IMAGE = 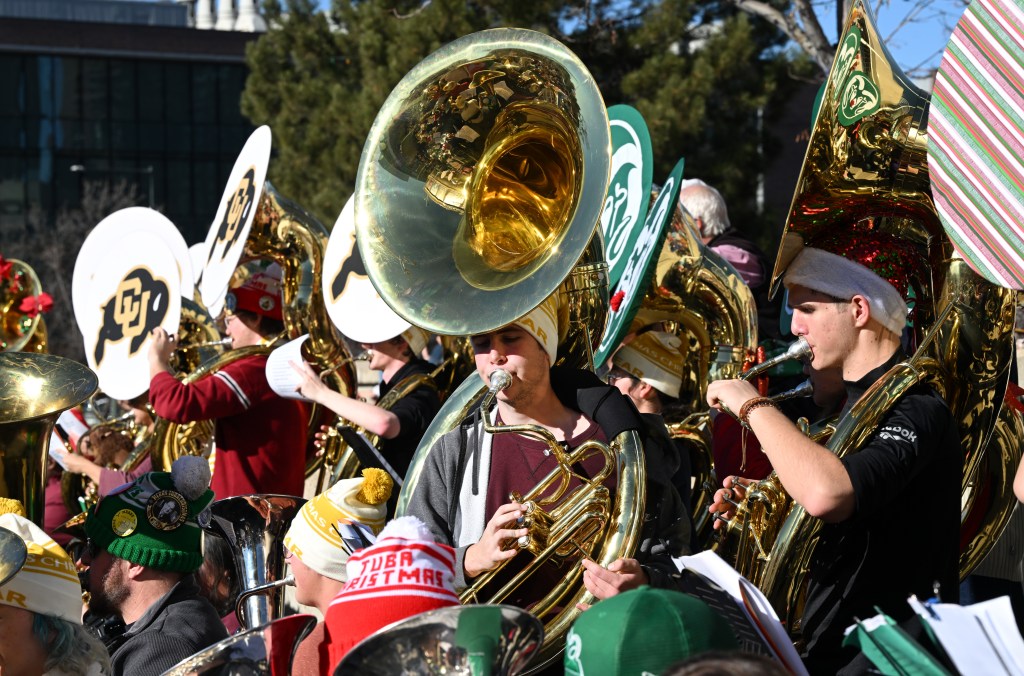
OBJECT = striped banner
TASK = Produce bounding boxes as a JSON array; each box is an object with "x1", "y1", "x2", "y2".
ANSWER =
[{"x1": 929, "y1": 0, "x2": 1024, "y2": 289}]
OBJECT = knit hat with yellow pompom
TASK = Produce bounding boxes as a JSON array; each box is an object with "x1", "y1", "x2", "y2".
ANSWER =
[
  {"x1": 0, "y1": 500, "x2": 83, "y2": 625},
  {"x1": 283, "y1": 468, "x2": 393, "y2": 583}
]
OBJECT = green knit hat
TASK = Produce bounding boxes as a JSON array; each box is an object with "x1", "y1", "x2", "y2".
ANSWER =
[
  {"x1": 564, "y1": 587, "x2": 739, "y2": 676},
  {"x1": 84, "y1": 456, "x2": 214, "y2": 573}
]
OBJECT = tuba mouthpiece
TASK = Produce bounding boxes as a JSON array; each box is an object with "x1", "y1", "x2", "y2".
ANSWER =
[{"x1": 489, "y1": 369, "x2": 512, "y2": 392}]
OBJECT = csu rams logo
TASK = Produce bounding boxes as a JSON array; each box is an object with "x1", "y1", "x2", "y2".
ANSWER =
[
  {"x1": 331, "y1": 231, "x2": 368, "y2": 302},
  {"x1": 208, "y1": 165, "x2": 257, "y2": 265},
  {"x1": 94, "y1": 267, "x2": 170, "y2": 366}
]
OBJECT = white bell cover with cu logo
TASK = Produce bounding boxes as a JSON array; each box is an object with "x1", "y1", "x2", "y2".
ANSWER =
[
  {"x1": 322, "y1": 194, "x2": 412, "y2": 344},
  {"x1": 199, "y1": 125, "x2": 272, "y2": 313},
  {"x1": 72, "y1": 207, "x2": 193, "y2": 327},
  {"x1": 82, "y1": 230, "x2": 182, "y2": 401}
]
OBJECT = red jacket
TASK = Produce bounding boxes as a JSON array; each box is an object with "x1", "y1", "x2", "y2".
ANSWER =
[{"x1": 150, "y1": 354, "x2": 307, "y2": 499}]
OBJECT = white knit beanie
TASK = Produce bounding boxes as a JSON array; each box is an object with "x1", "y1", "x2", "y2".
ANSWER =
[
  {"x1": 613, "y1": 330, "x2": 687, "y2": 398},
  {"x1": 784, "y1": 246, "x2": 909, "y2": 335},
  {"x1": 0, "y1": 507, "x2": 83, "y2": 624},
  {"x1": 283, "y1": 468, "x2": 393, "y2": 583},
  {"x1": 511, "y1": 295, "x2": 560, "y2": 365}
]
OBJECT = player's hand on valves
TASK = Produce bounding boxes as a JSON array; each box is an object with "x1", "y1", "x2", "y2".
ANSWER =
[
  {"x1": 464, "y1": 502, "x2": 528, "y2": 579},
  {"x1": 709, "y1": 475, "x2": 750, "y2": 530},
  {"x1": 149, "y1": 327, "x2": 176, "y2": 366}
]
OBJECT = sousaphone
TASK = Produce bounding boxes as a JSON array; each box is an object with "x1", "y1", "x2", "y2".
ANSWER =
[{"x1": 357, "y1": 29, "x2": 641, "y2": 667}]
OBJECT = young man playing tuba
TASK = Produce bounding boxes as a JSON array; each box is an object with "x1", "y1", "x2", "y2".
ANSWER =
[
  {"x1": 404, "y1": 296, "x2": 689, "y2": 600},
  {"x1": 707, "y1": 231, "x2": 961, "y2": 673}
]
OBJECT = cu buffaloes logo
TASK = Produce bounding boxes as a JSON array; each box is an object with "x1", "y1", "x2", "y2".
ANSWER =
[
  {"x1": 94, "y1": 268, "x2": 170, "y2": 366},
  {"x1": 208, "y1": 166, "x2": 257, "y2": 265},
  {"x1": 330, "y1": 231, "x2": 368, "y2": 301}
]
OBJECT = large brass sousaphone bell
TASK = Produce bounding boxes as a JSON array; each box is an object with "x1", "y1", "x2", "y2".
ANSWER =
[{"x1": 355, "y1": 28, "x2": 610, "y2": 337}]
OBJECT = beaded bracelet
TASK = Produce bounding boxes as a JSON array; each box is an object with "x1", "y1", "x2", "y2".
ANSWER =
[{"x1": 738, "y1": 396, "x2": 775, "y2": 427}]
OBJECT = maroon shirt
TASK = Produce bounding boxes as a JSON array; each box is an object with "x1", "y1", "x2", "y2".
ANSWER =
[
  {"x1": 484, "y1": 417, "x2": 611, "y2": 521},
  {"x1": 149, "y1": 354, "x2": 307, "y2": 499}
]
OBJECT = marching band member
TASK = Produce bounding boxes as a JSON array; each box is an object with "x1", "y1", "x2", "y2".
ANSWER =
[
  {"x1": 282, "y1": 469, "x2": 392, "y2": 676},
  {"x1": 403, "y1": 297, "x2": 689, "y2": 599},
  {"x1": 148, "y1": 268, "x2": 308, "y2": 498},
  {"x1": 77, "y1": 457, "x2": 227, "y2": 676},
  {"x1": 0, "y1": 500, "x2": 111, "y2": 676},
  {"x1": 64, "y1": 394, "x2": 156, "y2": 496},
  {"x1": 707, "y1": 231, "x2": 961, "y2": 673},
  {"x1": 291, "y1": 325, "x2": 440, "y2": 484},
  {"x1": 606, "y1": 329, "x2": 693, "y2": 550}
]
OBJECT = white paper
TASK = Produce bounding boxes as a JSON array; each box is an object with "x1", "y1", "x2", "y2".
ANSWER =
[
  {"x1": 48, "y1": 431, "x2": 70, "y2": 469},
  {"x1": 909, "y1": 595, "x2": 1024, "y2": 676},
  {"x1": 265, "y1": 335, "x2": 312, "y2": 401}
]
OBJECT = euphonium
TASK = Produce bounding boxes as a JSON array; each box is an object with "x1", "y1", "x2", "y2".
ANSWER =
[
  {"x1": 358, "y1": 29, "x2": 641, "y2": 667},
  {"x1": 721, "y1": 0, "x2": 1019, "y2": 633},
  {"x1": 0, "y1": 352, "x2": 98, "y2": 526}
]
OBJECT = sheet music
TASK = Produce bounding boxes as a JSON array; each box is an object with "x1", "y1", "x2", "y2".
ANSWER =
[
  {"x1": 909, "y1": 595, "x2": 1024, "y2": 676},
  {"x1": 48, "y1": 430, "x2": 70, "y2": 469},
  {"x1": 677, "y1": 551, "x2": 809, "y2": 675},
  {"x1": 265, "y1": 334, "x2": 311, "y2": 401}
]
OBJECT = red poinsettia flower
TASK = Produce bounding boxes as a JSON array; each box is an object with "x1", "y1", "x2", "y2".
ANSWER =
[
  {"x1": 18, "y1": 292, "x2": 54, "y2": 317},
  {"x1": 0, "y1": 256, "x2": 12, "y2": 280}
]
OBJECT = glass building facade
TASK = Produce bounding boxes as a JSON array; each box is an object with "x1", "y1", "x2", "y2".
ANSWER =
[{"x1": 0, "y1": 52, "x2": 253, "y2": 243}]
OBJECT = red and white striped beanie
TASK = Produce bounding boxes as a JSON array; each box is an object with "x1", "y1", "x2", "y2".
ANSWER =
[{"x1": 324, "y1": 516, "x2": 460, "y2": 668}]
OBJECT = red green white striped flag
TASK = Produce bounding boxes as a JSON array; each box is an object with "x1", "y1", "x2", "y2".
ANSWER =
[{"x1": 929, "y1": 0, "x2": 1024, "y2": 289}]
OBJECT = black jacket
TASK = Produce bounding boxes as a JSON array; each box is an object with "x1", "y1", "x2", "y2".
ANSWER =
[{"x1": 106, "y1": 575, "x2": 229, "y2": 676}]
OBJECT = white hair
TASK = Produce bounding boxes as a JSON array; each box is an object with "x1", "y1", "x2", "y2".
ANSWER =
[{"x1": 678, "y1": 179, "x2": 730, "y2": 238}]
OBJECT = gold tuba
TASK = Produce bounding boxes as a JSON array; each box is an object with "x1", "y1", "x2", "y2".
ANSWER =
[
  {"x1": 719, "y1": 0, "x2": 1019, "y2": 633},
  {"x1": 358, "y1": 29, "x2": 643, "y2": 667},
  {"x1": 0, "y1": 352, "x2": 98, "y2": 525}
]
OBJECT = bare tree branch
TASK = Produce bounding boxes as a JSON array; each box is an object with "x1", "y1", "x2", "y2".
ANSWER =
[{"x1": 728, "y1": 0, "x2": 834, "y2": 74}]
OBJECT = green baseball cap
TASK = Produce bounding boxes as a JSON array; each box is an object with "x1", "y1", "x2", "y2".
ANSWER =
[{"x1": 564, "y1": 587, "x2": 739, "y2": 676}]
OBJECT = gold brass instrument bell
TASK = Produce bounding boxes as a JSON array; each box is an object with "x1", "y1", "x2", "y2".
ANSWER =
[
  {"x1": 359, "y1": 29, "x2": 645, "y2": 667},
  {"x1": 0, "y1": 259, "x2": 49, "y2": 354},
  {"x1": 0, "y1": 352, "x2": 98, "y2": 525}
]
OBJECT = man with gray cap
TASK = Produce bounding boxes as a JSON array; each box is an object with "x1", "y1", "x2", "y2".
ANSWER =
[{"x1": 707, "y1": 230, "x2": 961, "y2": 673}]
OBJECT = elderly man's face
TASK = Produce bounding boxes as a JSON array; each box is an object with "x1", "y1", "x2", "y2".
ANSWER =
[
  {"x1": 0, "y1": 603, "x2": 49, "y2": 676},
  {"x1": 471, "y1": 326, "x2": 551, "y2": 409}
]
